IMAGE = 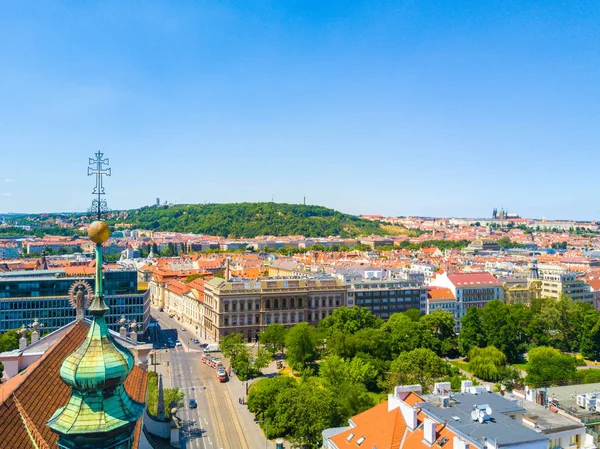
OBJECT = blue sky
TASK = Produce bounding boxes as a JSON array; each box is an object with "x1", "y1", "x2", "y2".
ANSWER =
[{"x1": 0, "y1": 1, "x2": 599, "y2": 219}]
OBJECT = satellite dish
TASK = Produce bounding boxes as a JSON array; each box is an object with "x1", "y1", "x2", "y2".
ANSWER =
[
  {"x1": 478, "y1": 416, "x2": 484, "y2": 424},
  {"x1": 471, "y1": 410, "x2": 478, "y2": 421},
  {"x1": 478, "y1": 410, "x2": 485, "y2": 419},
  {"x1": 486, "y1": 406, "x2": 492, "y2": 416}
]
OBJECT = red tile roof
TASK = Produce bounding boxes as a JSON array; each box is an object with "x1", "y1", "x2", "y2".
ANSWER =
[
  {"x1": 332, "y1": 401, "x2": 407, "y2": 449},
  {"x1": 428, "y1": 287, "x2": 456, "y2": 301},
  {"x1": 448, "y1": 272, "x2": 501, "y2": 287}
]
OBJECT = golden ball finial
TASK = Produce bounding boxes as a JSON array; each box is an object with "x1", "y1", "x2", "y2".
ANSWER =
[{"x1": 88, "y1": 221, "x2": 110, "y2": 244}]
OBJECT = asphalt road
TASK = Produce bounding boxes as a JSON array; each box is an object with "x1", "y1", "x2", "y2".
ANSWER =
[{"x1": 152, "y1": 311, "x2": 250, "y2": 449}]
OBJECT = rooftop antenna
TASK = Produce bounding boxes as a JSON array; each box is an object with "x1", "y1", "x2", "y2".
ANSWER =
[
  {"x1": 87, "y1": 151, "x2": 111, "y2": 220},
  {"x1": 304, "y1": 195, "x2": 306, "y2": 206}
]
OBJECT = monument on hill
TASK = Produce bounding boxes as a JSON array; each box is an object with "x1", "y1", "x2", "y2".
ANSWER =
[{"x1": 47, "y1": 153, "x2": 144, "y2": 449}]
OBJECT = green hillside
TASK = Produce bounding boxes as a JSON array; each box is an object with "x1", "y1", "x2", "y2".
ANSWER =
[{"x1": 116, "y1": 203, "x2": 389, "y2": 238}]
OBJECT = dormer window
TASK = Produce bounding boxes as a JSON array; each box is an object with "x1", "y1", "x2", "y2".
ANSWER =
[
  {"x1": 346, "y1": 433, "x2": 355, "y2": 442},
  {"x1": 357, "y1": 436, "x2": 366, "y2": 446}
]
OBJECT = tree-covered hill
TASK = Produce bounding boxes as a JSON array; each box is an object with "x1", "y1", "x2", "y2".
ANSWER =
[{"x1": 116, "y1": 203, "x2": 390, "y2": 238}]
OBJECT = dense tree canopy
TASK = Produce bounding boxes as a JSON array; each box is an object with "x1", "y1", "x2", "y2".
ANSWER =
[
  {"x1": 389, "y1": 348, "x2": 453, "y2": 393},
  {"x1": 259, "y1": 324, "x2": 288, "y2": 356},
  {"x1": 285, "y1": 323, "x2": 319, "y2": 370},
  {"x1": 526, "y1": 347, "x2": 577, "y2": 386},
  {"x1": 114, "y1": 203, "x2": 389, "y2": 238}
]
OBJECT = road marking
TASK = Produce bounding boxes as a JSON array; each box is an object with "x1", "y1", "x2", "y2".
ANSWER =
[{"x1": 204, "y1": 418, "x2": 208, "y2": 425}]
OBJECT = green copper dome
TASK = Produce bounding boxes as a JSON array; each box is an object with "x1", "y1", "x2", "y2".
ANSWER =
[
  {"x1": 48, "y1": 234, "x2": 143, "y2": 449},
  {"x1": 59, "y1": 313, "x2": 133, "y2": 390}
]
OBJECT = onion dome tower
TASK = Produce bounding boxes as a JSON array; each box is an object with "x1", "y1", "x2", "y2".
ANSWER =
[
  {"x1": 47, "y1": 221, "x2": 144, "y2": 448},
  {"x1": 48, "y1": 153, "x2": 143, "y2": 449}
]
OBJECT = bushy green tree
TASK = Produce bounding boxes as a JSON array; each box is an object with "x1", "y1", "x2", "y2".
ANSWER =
[
  {"x1": 247, "y1": 376, "x2": 296, "y2": 418},
  {"x1": 526, "y1": 347, "x2": 577, "y2": 386},
  {"x1": 468, "y1": 346, "x2": 512, "y2": 381},
  {"x1": 580, "y1": 315, "x2": 600, "y2": 361},
  {"x1": 420, "y1": 310, "x2": 456, "y2": 356},
  {"x1": 459, "y1": 307, "x2": 486, "y2": 356},
  {"x1": 389, "y1": 348, "x2": 451, "y2": 393},
  {"x1": 318, "y1": 307, "x2": 381, "y2": 335},
  {"x1": 285, "y1": 323, "x2": 318, "y2": 370},
  {"x1": 383, "y1": 313, "x2": 435, "y2": 357},
  {"x1": 255, "y1": 377, "x2": 343, "y2": 447},
  {"x1": 259, "y1": 324, "x2": 288, "y2": 356},
  {"x1": 480, "y1": 300, "x2": 522, "y2": 362}
]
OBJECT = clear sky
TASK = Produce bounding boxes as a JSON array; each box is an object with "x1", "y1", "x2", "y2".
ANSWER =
[{"x1": 1, "y1": 1, "x2": 599, "y2": 220}]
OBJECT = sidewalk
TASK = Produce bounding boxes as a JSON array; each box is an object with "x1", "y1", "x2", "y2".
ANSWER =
[{"x1": 224, "y1": 361, "x2": 279, "y2": 449}]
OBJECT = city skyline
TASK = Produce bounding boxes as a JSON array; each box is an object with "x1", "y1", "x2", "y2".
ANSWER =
[{"x1": 1, "y1": 2, "x2": 599, "y2": 218}]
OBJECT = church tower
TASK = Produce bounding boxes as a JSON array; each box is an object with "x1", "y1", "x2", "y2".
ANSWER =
[{"x1": 47, "y1": 153, "x2": 143, "y2": 448}]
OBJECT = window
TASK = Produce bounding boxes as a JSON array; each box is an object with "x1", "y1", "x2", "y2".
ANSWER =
[
  {"x1": 266, "y1": 299, "x2": 271, "y2": 309},
  {"x1": 232, "y1": 302, "x2": 237, "y2": 312},
  {"x1": 290, "y1": 298, "x2": 295, "y2": 308},
  {"x1": 224, "y1": 318, "x2": 229, "y2": 326},
  {"x1": 298, "y1": 298, "x2": 302, "y2": 308},
  {"x1": 356, "y1": 436, "x2": 366, "y2": 446},
  {"x1": 240, "y1": 302, "x2": 245, "y2": 311},
  {"x1": 274, "y1": 299, "x2": 279, "y2": 309}
]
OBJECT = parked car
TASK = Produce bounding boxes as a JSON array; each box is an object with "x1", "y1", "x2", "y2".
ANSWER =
[
  {"x1": 181, "y1": 327, "x2": 186, "y2": 331},
  {"x1": 189, "y1": 399, "x2": 197, "y2": 409},
  {"x1": 193, "y1": 338, "x2": 200, "y2": 344},
  {"x1": 204, "y1": 343, "x2": 219, "y2": 353},
  {"x1": 158, "y1": 308, "x2": 164, "y2": 312},
  {"x1": 175, "y1": 340, "x2": 182, "y2": 347}
]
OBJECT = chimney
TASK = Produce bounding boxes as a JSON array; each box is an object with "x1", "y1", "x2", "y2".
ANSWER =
[
  {"x1": 424, "y1": 418, "x2": 437, "y2": 445},
  {"x1": 225, "y1": 257, "x2": 231, "y2": 281}
]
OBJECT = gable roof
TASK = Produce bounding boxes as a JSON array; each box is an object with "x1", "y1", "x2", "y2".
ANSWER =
[
  {"x1": 332, "y1": 401, "x2": 407, "y2": 449},
  {"x1": 0, "y1": 320, "x2": 147, "y2": 449}
]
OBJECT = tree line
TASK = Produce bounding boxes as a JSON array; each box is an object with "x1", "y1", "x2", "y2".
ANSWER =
[{"x1": 112, "y1": 202, "x2": 389, "y2": 238}]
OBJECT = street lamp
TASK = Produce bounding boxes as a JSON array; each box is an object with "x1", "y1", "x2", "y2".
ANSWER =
[{"x1": 255, "y1": 418, "x2": 269, "y2": 449}]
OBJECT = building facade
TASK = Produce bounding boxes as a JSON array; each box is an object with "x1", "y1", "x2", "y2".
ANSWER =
[
  {"x1": 540, "y1": 272, "x2": 594, "y2": 304},
  {"x1": 346, "y1": 277, "x2": 427, "y2": 319},
  {"x1": 202, "y1": 276, "x2": 346, "y2": 342},
  {"x1": 0, "y1": 269, "x2": 149, "y2": 335},
  {"x1": 430, "y1": 272, "x2": 503, "y2": 328}
]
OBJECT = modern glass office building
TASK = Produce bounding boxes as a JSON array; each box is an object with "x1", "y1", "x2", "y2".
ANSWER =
[{"x1": 0, "y1": 269, "x2": 150, "y2": 335}]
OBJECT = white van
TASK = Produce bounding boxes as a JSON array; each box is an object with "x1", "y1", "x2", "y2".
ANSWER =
[{"x1": 204, "y1": 343, "x2": 220, "y2": 353}]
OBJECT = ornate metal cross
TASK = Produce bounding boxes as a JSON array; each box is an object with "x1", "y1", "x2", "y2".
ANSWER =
[{"x1": 87, "y1": 151, "x2": 111, "y2": 220}]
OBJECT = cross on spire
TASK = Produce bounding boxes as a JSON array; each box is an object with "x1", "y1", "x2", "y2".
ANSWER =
[{"x1": 87, "y1": 151, "x2": 111, "y2": 220}]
